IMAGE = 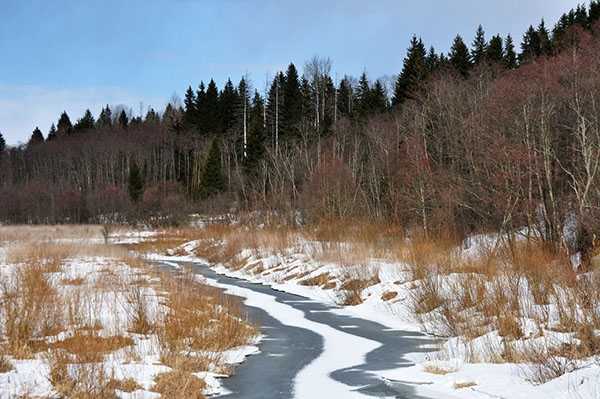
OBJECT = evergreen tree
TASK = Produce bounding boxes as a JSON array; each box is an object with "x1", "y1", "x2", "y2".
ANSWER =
[
  {"x1": 425, "y1": 46, "x2": 440, "y2": 73},
  {"x1": 96, "y1": 106, "x2": 112, "y2": 129},
  {"x1": 449, "y1": 35, "x2": 472, "y2": 77},
  {"x1": 356, "y1": 72, "x2": 372, "y2": 117},
  {"x1": 244, "y1": 91, "x2": 267, "y2": 177},
  {"x1": 118, "y1": 110, "x2": 129, "y2": 129},
  {"x1": 574, "y1": 4, "x2": 589, "y2": 26},
  {"x1": 199, "y1": 139, "x2": 225, "y2": 199},
  {"x1": 266, "y1": 72, "x2": 286, "y2": 148},
  {"x1": 145, "y1": 108, "x2": 160, "y2": 125},
  {"x1": 195, "y1": 82, "x2": 207, "y2": 132},
  {"x1": 47, "y1": 124, "x2": 57, "y2": 141},
  {"x1": 337, "y1": 76, "x2": 353, "y2": 118},
  {"x1": 589, "y1": 0, "x2": 600, "y2": 25},
  {"x1": 504, "y1": 35, "x2": 518, "y2": 69},
  {"x1": 538, "y1": 19, "x2": 552, "y2": 55},
  {"x1": 74, "y1": 109, "x2": 95, "y2": 132},
  {"x1": 520, "y1": 25, "x2": 541, "y2": 62},
  {"x1": 371, "y1": 80, "x2": 388, "y2": 114},
  {"x1": 57, "y1": 112, "x2": 73, "y2": 136},
  {"x1": 282, "y1": 63, "x2": 302, "y2": 138},
  {"x1": 183, "y1": 86, "x2": 197, "y2": 129},
  {"x1": 486, "y1": 35, "x2": 504, "y2": 64},
  {"x1": 220, "y1": 78, "x2": 239, "y2": 133},
  {"x1": 392, "y1": 35, "x2": 427, "y2": 106},
  {"x1": 0, "y1": 132, "x2": 5, "y2": 153},
  {"x1": 28, "y1": 127, "x2": 44, "y2": 146},
  {"x1": 471, "y1": 25, "x2": 487, "y2": 65},
  {"x1": 203, "y1": 79, "x2": 221, "y2": 134},
  {"x1": 128, "y1": 160, "x2": 144, "y2": 203}
]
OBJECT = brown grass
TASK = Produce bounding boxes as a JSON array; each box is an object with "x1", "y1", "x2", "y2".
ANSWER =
[
  {"x1": 453, "y1": 381, "x2": 477, "y2": 389},
  {"x1": 50, "y1": 332, "x2": 133, "y2": 363},
  {"x1": 152, "y1": 370, "x2": 206, "y2": 399}
]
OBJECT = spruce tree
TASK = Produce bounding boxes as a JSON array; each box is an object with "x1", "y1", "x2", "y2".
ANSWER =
[
  {"x1": 266, "y1": 72, "x2": 286, "y2": 148},
  {"x1": 74, "y1": 109, "x2": 95, "y2": 132},
  {"x1": 537, "y1": 20, "x2": 552, "y2": 56},
  {"x1": 128, "y1": 160, "x2": 144, "y2": 203},
  {"x1": 371, "y1": 80, "x2": 388, "y2": 114},
  {"x1": 118, "y1": 110, "x2": 129, "y2": 129},
  {"x1": 471, "y1": 25, "x2": 487, "y2": 65},
  {"x1": 183, "y1": 86, "x2": 197, "y2": 129},
  {"x1": 28, "y1": 127, "x2": 44, "y2": 146},
  {"x1": 0, "y1": 132, "x2": 5, "y2": 153},
  {"x1": 449, "y1": 35, "x2": 472, "y2": 78},
  {"x1": 425, "y1": 46, "x2": 440, "y2": 73},
  {"x1": 145, "y1": 108, "x2": 160, "y2": 125},
  {"x1": 195, "y1": 82, "x2": 207, "y2": 132},
  {"x1": 337, "y1": 76, "x2": 353, "y2": 118},
  {"x1": 486, "y1": 35, "x2": 504, "y2": 64},
  {"x1": 392, "y1": 35, "x2": 427, "y2": 107},
  {"x1": 47, "y1": 124, "x2": 57, "y2": 141},
  {"x1": 57, "y1": 111, "x2": 73, "y2": 136},
  {"x1": 520, "y1": 25, "x2": 541, "y2": 62},
  {"x1": 356, "y1": 72, "x2": 372, "y2": 117},
  {"x1": 282, "y1": 63, "x2": 302, "y2": 138},
  {"x1": 590, "y1": 0, "x2": 600, "y2": 25},
  {"x1": 244, "y1": 91, "x2": 267, "y2": 177},
  {"x1": 504, "y1": 35, "x2": 518, "y2": 69},
  {"x1": 203, "y1": 79, "x2": 221, "y2": 134},
  {"x1": 199, "y1": 139, "x2": 225, "y2": 199},
  {"x1": 220, "y1": 78, "x2": 239, "y2": 133},
  {"x1": 96, "y1": 106, "x2": 113, "y2": 129}
]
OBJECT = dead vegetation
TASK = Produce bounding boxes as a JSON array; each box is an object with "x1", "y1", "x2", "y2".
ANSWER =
[{"x1": 0, "y1": 228, "x2": 259, "y2": 397}]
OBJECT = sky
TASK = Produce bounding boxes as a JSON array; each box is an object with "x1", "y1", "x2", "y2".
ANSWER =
[{"x1": 0, "y1": 0, "x2": 583, "y2": 145}]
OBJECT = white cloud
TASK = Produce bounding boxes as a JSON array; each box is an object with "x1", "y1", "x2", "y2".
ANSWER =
[{"x1": 0, "y1": 85, "x2": 163, "y2": 145}]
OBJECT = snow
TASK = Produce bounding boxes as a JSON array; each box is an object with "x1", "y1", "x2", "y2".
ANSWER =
[{"x1": 156, "y1": 231, "x2": 600, "y2": 399}]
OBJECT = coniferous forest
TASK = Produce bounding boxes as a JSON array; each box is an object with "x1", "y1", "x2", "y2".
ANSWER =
[{"x1": 3, "y1": 2, "x2": 600, "y2": 258}]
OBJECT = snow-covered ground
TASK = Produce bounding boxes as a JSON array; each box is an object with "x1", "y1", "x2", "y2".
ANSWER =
[
  {"x1": 149, "y1": 234, "x2": 600, "y2": 399},
  {"x1": 0, "y1": 231, "x2": 259, "y2": 398}
]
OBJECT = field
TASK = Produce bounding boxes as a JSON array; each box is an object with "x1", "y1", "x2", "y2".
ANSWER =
[{"x1": 0, "y1": 225, "x2": 258, "y2": 398}]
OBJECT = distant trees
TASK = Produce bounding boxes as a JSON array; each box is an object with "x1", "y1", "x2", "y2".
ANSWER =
[{"x1": 5, "y1": 0, "x2": 600, "y2": 261}]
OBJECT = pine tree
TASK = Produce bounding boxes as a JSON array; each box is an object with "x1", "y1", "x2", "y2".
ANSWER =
[
  {"x1": 356, "y1": 72, "x2": 372, "y2": 117},
  {"x1": 266, "y1": 72, "x2": 286, "y2": 150},
  {"x1": 520, "y1": 25, "x2": 541, "y2": 62},
  {"x1": 244, "y1": 91, "x2": 267, "y2": 177},
  {"x1": 574, "y1": 4, "x2": 589, "y2": 27},
  {"x1": 220, "y1": 78, "x2": 239, "y2": 133},
  {"x1": 0, "y1": 132, "x2": 5, "y2": 153},
  {"x1": 392, "y1": 35, "x2": 427, "y2": 106},
  {"x1": 282, "y1": 63, "x2": 302, "y2": 138},
  {"x1": 74, "y1": 109, "x2": 95, "y2": 132},
  {"x1": 203, "y1": 79, "x2": 221, "y2": 134},
  {"x1": 128, "y1": 160, "x2": 144, "y2": 203},
  {"x1": 195, "y1": 82, "x2": 207, "y2": 132},
  {"x1": 96, "y1": 106, "x2": 112, "y2": 129},
  {"x1": 538, "y1": 19, "x2": 552, "y2": 56},
  {"x1": 183, "y1": 86, "x2": 197, "y2": 129},
  {"x1": 57, "y1": 112, "x2": 73, "y2": 136},
  {"x1": 337, "y1": 76, "x2": 353, "y2": 118},
  {"x1": 486, "y1": 35, "x2": 504, "y2": 64},
  {"x1": 425, "y1": 46, "x2": 440, "y2": 73},
  {"x1": 471, "y1": 25, "x2": 487, "y2": 65},
  {"x1": 118, "y1": 110, "x2": 129, "y2": 129},
  {"x1": 199, "y1": 139, "x2": 225, "y2": 199},
  {"x1": 28, "y1": 127, "x2": 44, "y2": 147},
  {"x1": 504, "y1": 35, "x2": 518, "y2": 69},
  {"x1": 47, "y1": 124, "x2": 57, "y2": 141},
  {"x1": 145, "y1": 108, "x2": 160, "y2": 125},
  {"x1": 237, "y1": 77, "x2": 250, "y2": 157},
  {"x1": 371, "y1": 80, "x2": 388, "y2": 114},
  {"x1": 449, "y1": 35, "x2": 472, "y2": 78}
]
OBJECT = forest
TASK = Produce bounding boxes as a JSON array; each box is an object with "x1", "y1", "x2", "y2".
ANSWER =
[{"x1": 2, "y1": 2, "x2": 600, "y2": 261}]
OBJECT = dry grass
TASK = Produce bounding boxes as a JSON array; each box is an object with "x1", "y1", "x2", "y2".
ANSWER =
[
  {"x1": 453, "y1": 381, "x2": 477, "y2": 389},
  {"x1": 152, "y1": 370, "x2": 206, "y2": 399},
  {"x1": 423, "y1": 362, "x2": 459, "y2": 375},
  {"x1": 50, "y1": 332, "x2": 133, "y2": 363}
]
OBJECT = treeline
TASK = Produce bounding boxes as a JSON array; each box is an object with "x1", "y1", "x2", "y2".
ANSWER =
[{"x1": 2, "y1": 2, "x2": 600, "y2": 258}]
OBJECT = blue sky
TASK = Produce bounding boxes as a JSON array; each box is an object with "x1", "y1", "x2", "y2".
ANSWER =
[{"x1": 0, "y1": 0, "x2": 582, "y2": 144}]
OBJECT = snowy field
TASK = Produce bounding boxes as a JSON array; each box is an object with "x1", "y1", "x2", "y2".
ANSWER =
[
  {"x1": 148, "y1": 228, "x2": 600, "y2": 399},
  {"x1": 0, "y1": 227, "x2": 258, "y2": 398}
]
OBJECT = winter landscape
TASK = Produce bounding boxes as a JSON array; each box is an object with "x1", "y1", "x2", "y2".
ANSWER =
[{"x1": 2, "y1": 0, "x2": 600, "y2": 398}]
